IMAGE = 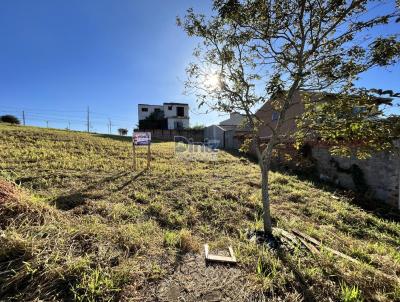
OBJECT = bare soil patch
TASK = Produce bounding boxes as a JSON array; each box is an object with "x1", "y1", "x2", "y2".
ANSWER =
[{"x1": 157, "y1": 253, "x2": 256, "y2": 302}]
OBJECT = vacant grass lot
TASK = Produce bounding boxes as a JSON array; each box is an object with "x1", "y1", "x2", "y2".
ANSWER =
[{"x1": 0, "y1": 123, "x2": 399, "y2": 301}]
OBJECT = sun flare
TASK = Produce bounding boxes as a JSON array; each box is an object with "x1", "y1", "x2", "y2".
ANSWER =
[{"x1": 204, "y1": 73, "x2": 221, "y2": 90}]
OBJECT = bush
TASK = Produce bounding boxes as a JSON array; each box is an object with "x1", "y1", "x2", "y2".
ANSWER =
[
  {"x1": 117, "y1": 128, "x2": 128, "y2": 136},
  {"x1": 0, "y1": 115, "x2": 20, "y2": 125}
]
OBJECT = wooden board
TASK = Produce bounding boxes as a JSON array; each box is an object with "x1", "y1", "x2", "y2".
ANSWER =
[{"x1": 204, "y1": 244, "x2": 237, "y2": 264}]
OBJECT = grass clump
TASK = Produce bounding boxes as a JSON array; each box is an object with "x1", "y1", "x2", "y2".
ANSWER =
[
  {"x1": 72, "y1": 267, "x2": 120, "y2": 302},
  {"x1": 164, "y1": 229, "x2": 200, "y2": 253},
  {"x1": 340, "y1": 282, "x2": 364, "y2": 302}
]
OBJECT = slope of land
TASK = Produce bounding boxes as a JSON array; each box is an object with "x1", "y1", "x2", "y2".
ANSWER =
[{"x1": 0, "y1": 124, "x2": 399, "y2": 301}]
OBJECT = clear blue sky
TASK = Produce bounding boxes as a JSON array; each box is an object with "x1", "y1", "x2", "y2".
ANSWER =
[{"x1": 0, "y1": 0, "x2": 399, "y2": 134}]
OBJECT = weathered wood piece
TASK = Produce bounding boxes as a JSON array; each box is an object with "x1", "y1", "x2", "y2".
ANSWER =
[
  {"x1": 204, "y1": 244, "x2": 237, "y2": 264},
  {"x1": 292, "y1": 229, "x2": 399, "y2": 282},
  {"x1": 293, "y1": 229, "x2": 356, "y2": 263}
]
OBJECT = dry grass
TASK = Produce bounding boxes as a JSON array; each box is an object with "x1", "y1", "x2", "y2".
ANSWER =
[{"x1": 0, "y1": 123, "x2": 399, "y2": 301}]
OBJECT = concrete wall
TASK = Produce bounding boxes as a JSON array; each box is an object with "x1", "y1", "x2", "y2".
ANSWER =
[
  {"x1": 311, "y1": 146, "x2": 399, "y2": 208},
  {"x1": 135, "y1": 128, "x2": 204, "y2": 142}
]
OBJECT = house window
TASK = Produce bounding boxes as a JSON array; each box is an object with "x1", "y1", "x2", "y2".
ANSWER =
[
  {"x1": 272, "y1": 111, "x2": 279, "y2": 121},
  {"x1": 176, "y1": 106, "x2": 185, "y2": 117},
  {"x1": 141, "y1": 107, "x2": 148, "y2": 112},
  {"x1": 154, "y1": 108, "x2": 161, "y2": 112},
  {"x1": 168, "y1": 106, "x2": 173, "y2": 110}
]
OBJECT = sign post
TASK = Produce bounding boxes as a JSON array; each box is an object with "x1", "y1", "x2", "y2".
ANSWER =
[
  {"x1": 132, "y1": 132, "x2": 151, "y2": 171},
  {"x1": 132, "y1": 138, "x2": 136, "y2": 171}
]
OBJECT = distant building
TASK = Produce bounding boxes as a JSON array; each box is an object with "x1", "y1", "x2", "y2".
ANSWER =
[
  {"x1": 204, "y1": 112, "x2": 250, "y2": 149},
  {"x1": 218, "y1": 112, "x2": 246, "y2": 130},
  {"x1": 138, "y1": 102, "x2": 189, "y2": 130}
]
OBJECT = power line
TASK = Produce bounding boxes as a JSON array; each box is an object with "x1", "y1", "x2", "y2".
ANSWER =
[
  {"x1": 0, "y1": 106, "x2": 136, "y2": 134},
  {"x1": 0, "y1": 107, "x2": 135, "y2": 124}
]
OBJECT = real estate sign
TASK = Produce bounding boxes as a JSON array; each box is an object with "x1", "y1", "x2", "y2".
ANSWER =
[{"x1": 133, "y1": 132, "x2": 151, "y2": 146}]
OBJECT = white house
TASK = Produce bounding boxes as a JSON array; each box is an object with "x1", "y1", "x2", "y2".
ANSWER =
[{"x1": 138, "y1": 102, "x2": 189, "y2": 130}]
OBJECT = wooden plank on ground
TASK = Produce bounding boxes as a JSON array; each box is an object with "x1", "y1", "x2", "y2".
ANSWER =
[{"x1": 204, "y1": 244, "x2": 237, "y2": 264}]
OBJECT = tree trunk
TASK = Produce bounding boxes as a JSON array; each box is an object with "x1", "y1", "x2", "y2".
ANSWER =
[{"x1": 261, "y1": 163, "x2": 273, "y2": 235}]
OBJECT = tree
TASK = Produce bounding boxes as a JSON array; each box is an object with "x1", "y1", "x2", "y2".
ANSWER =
[
  {"x1": 189, "y1": 124, "x2": 205, "y2": 130},
  {"x1": 0, "y1": 115, "x2": 20, "y2": 125},
  {"x1": 118, "y1": 128, "x2": 128, "y2": 136},
  {"x1": 138, "y1": 111, "x2": 167, "y2": 130},
  {"x1": 178, "y1": 0, "x2": 400, "y2": 235}
]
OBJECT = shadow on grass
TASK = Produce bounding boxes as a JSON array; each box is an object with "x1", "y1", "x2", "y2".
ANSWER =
[
  {"x1": 94, "y1": 133, "x2": 132, "y2": 142},
  {"x1": 275, "y1": 247, "x2": 317, "y2": 302},
  {"x1": 51, "y1": 170, "x2": 145, "y2": 210}
]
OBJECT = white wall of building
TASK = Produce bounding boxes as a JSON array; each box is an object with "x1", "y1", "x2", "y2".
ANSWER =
[
  {"x1": 138, "y1": 104, "x2": 163, "y2": 120},
  {"x1": 163, "y1": 103, "x2": 189, "y2": 118},
  {"x1": 167, "y1": 118, "x2": 189, "y2": 130}
]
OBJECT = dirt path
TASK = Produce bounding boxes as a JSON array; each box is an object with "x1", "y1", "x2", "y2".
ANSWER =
[{"x1": 156, "y1": 254, "x2": 259, "y2": 302}]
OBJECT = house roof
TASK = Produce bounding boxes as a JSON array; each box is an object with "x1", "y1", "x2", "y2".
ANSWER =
[
  {"x1": 163, "y1": 102, "x2": 189, "y2": 106},
  {"x1": 219, "y1": 113, "x2": 246, "y2": 127}
]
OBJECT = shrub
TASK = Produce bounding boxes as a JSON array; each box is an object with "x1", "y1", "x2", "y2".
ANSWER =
[{"x1": 0, "y1": 115, "x2": 20, "y2": 124}]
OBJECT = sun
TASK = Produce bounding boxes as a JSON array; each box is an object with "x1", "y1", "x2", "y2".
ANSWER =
[{"x1": 204, "y1": 73, "x2": 221, "y2": 90}]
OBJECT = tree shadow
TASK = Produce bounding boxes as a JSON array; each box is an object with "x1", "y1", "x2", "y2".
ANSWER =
[
  {"x1": 274, "y1": 246, "x2": 317, "y2": 302},
  {"x1": 52, "y1": 192, "x2": 93, "y2": 210},
  {"x1": 51, "y1": 170, "x2": 144, "y2": 210},
  {"x1": 251, "y1": 232, "x2": 317, "y2": 302},
  {"x1": 111, "y1": 170, "x2": 146, "y2": 192}
]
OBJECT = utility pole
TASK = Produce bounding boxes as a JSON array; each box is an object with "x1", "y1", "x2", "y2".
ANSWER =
[
  {"x1": 22, "y1": 111, "x2": 26, "y2": 126},
  {"x1": 108, "y1": 119, "x2": 112, "y2": 134},
  {"x1": 87, "y1": 106, "x2": 90, "y2": 133},
  {"x1": 46, "y1": 121, "x2": 49, "y2": 128},
  {"x1": 68, "y1": 121, "x2": 71, "y2": 130}
]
